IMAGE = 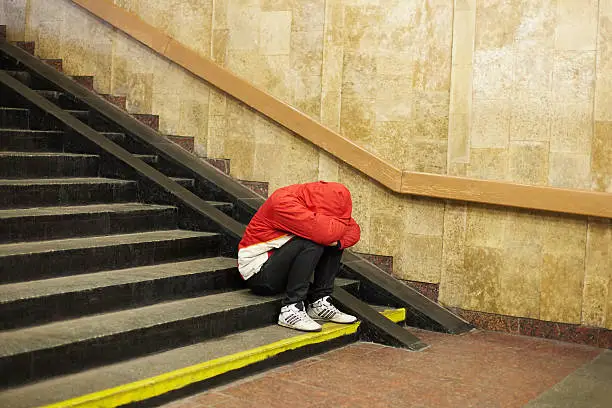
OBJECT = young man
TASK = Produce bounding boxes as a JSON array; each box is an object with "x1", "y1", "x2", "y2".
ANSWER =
[{"x1": 238, "y1": 181, "x2": 361, "y2": 332}]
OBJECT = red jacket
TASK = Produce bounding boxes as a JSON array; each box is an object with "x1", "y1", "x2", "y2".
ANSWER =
[{"x1": 237, "y1": 181, "x2": 361, "y2": 279}]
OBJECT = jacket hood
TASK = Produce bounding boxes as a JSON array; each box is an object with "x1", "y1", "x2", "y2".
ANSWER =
[{"x1": 295, "y1": 181, "x2": 352, "y2": 220}]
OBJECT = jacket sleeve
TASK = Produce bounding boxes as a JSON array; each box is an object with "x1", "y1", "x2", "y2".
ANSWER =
[
  {"x1": 267, "y1": 196, "x2": 347, "y2": 245},
  {"x1": 339, "y1": 218, "x2": 360, "y2": 249}
]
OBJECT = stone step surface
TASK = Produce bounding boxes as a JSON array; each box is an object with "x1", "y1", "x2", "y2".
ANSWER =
[
  {"x1": 0, "y1": 151, "x2": 99, "y2": 178},
  {"x1": 0, "y1": 202, "x2": 178, "y2": 243},
  {"x1": 0, "y1": 303, "x2": 362, "y2": 408},
  {"x1": 0, "y1": 257, "x2": 241, "y2": 330},
  {"x1": 0, "y1": 284, "x2": 362, "y2": 387},
  {"x1": 0, "y1": 129, "x2": 64, "y2": 151},
  {"x1": 0, "y1": 177, "x2": 138, "y2": 208},
  {"x1": 0, "y1": 229, "x2": 221, "y2": 283}
]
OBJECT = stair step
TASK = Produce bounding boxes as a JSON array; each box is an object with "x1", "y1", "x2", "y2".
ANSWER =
[
  {"x1": 0, "y1": 229, "x2": 221, "y2": 283},
  {"x1": 0, "y1": 151, "x2": 99, "y2": 178},
  {"x1": 0, "y1": 177, "x2": 138, "y2": 209},
  {"x1": 0, "y1": 129, "x2": 64, "y2": 152},
  {"x1": 0, "y1": 257, "x2": 240, "y2": 330},
  {"x1": 0, "y1": 279, "x2": 358, "y2": 388},
  {"x1": 133, "y1": 153, "x2": 158, "y2": 164},
  {"x1": 0, "y1": 107, "x2": 28, "y2": 129},
  {"x1": 0, "y1": 202, "x2": 178, "y2": 243},
  {"x1": 0, "y1": 300, "x2": 390, "y2": 408}
]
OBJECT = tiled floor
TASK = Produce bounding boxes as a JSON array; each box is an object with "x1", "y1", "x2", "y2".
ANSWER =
[{"x1": 164, "y1": 329, "x2": 605, "y2": 408}]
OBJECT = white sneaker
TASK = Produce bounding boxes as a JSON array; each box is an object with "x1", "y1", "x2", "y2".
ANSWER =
[
  {"x1": 278, "y1": 302, "x2": 322, "y2": 332},
  {"x1": 307, "y1": 296, "x2": 357, "y2": 324}
]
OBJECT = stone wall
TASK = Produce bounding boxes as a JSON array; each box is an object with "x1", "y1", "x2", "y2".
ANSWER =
[{"x1": 1, "y1": 0, "x2": 611, "y2": 334}]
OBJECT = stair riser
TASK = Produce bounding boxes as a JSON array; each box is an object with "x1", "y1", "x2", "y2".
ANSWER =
[
  {"x1": 0, "y1": 181, "x2": 138, "y2": 209},
  {"x1": 0, "y1": 267, "x2": 243, "y2": 330},
  {"x1": 4, "y1": 70, "x2": 62, "y2": 91},
  {"x1": 1, "y1": 91, "x2": 89, "y2": 111},
  {"x1": 16, "y1": 110, "x2": 124, "y2": 133},
  {"x1": 0, "y1": 299, "x2": 279, "y2": 388},
  {"x1": 0, "y1": 108, "x2": 29, "y2": 129},
  {"x1": 0, "y1": 207, "x2": 178, "y2": 244},
  {"x1": 0, "y1": 234, "x2": 221, "y2": 283},
  {"x1": 0, "y1": 155, "x2": 99, "y2": 178},
  {"x1": 0, "y1": 130, "x2": 64, "y2": 152}
]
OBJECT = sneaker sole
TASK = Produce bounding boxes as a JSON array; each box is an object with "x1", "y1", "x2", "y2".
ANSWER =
[
  {"x1": 310, "y1": 318, "x2": 358, "y2": 324},
  {"x1": 277, "y1": 321, "x2": 322, "y2": 332}
]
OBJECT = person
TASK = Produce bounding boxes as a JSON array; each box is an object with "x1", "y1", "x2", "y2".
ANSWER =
[{"x1": 237, "y1": 181, "x2": 361, "y2": 332}]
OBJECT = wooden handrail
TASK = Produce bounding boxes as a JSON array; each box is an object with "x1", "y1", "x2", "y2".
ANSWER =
[{"x1": 70, "y1": 0, "x2": 612, "y2": 219}]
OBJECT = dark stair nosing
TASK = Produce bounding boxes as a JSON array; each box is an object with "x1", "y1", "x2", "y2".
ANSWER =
[
  {"x1": 0, "y1": 257, "x2": 240, "y2": 329},
  {"x1": 0, "y1": 280, "x2": 358, "y2": 388}
]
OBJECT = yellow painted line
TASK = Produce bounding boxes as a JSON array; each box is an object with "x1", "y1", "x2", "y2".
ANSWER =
[{"x1": 44, "y1": 308, "x2": 406, "y2": 408}]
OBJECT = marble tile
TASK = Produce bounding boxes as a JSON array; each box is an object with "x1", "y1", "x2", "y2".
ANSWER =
[
  {"x1": 465, "y1": 205, "x2": 507, "y2": 249},
  {"x1": 463, "y1": 246, "x2": 503, "y2": 313},
  {"x1": 552, "y1": 51, "x2": 596, "y2": 102},
  {"x1": 555, "y1": 0, "x2": 598, "y2": 51},
  {"x1": 448, "y1": 113, "x2": 470, "y2": 164},
  {"x1": 317, "y1": 151, "x2": 339, "y2": 182},
  {"x1": 343, "y1": 5, "x2": 382, "y2": 51},
  {"x1": 474, "y1": 0, "x2": 523, "y2": 50},
  {"x1": 550, "y1": 102, "x2": 594, "y2": 154},
  {"x1": 227, "y1": 6, "x2": 260, "y2": 51},
  {"x1": 291, "y1": 0, "x2": 325, "y2": 32},
  {"x1": 540, "y1": 253, "x2": 586, "y2": 324},
  {"x1": 259, "y1": 11, "x2": 291, "y2": 55},
  {"x1": 499, "y1": 247, "x2": 542, "y2": 318},
  {"x1": 451, "y1": 9, "x2": 476, "y2": 67},
  {"x1": 395, "y1": 234, "x2": 443, "y2": 284},
  {"x1": 473, "y1": 49, "x2": 514, "y2": 99},
  {"x1": 404, "y1": 197, "x2": 445, "y2": 236},
  {"x1": 582, "y1": 219, "x2": 612, "y2": 327},
  {"x1": 548, "y1": 152, "x2": 592, "y2": 189},
  {"x1": 467, "y1": 148, "x2": 508, "y2": 181},
  {"x1": 260, "y1": 0, "x2": 292, "y2": 11},
  {"x1": 450, "y1": 65, "x2": 473, "y2": 115},
  {"x1": 510, "y1": 95, "x2": 552, "y2": 142},
  {"x1": 471, "y1": 99, "x2": 510, "y2": 148},
  {"x1": 293, "y1": 74, "x2": 322, "y2": 119},
  {"x1": 290, "y1": 30, "x2": 324, "y2": 75},
  {"x1": 508, "y1": 141, "x2": 549, "y2": 186},
  {"x1": 339, "y1": 97, "x2": 376, "y2": 145},
  {"x1": 514, "y1": 49, "x2": 553, "y2": 99},
  {"x1": 438, "y1": 203, "x2": 467, "y2": 307},
  {"x1": 592, "y1": 121, "x2": 612, "y2": 192}
]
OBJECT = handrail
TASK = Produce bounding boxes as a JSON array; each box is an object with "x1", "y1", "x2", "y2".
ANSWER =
[{"x1": 70, "y1": 0, "x2": 612, "y2": 219}]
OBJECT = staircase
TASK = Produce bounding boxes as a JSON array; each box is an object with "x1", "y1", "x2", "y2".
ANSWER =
[{"x1": 0, "y1": 29, "x2": 470, "y2": 407}]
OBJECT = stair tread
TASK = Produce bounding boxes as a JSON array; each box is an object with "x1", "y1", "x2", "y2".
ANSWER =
[
  {"x1": 0, "y1": 279, "x2": 353, "y2": 358},
  {"x1": 0, "y1": 257, "x2": 237, "y2": 303},
  {"x1": 0, "y1": 177, "x2": 134, "y2": 185},
  {"x1": 0, "y1": 307, "x2": 369, "y2": 408},
  {"x1": 0, "y1": 202, "x2": 175, "y2": 219},
  {"x1": 0, "y1": 151, "x2": 98, "y2": 157},
  {"x1": 0, "y1": 229, "x2": 217, "y2": 257}
]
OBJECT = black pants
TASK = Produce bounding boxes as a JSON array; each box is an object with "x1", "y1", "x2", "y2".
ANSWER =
[{"x1": 246, "y1": 237, "x2": 343, "y2": 306}]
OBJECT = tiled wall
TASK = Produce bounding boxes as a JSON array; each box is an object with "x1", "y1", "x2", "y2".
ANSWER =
[{"x1": 1, "y1": 0, "x2": 611, "y2": 332}]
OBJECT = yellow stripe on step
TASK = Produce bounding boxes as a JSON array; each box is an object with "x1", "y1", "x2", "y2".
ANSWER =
[{"x1": 44, "y1": 308, "x2": 406, "y2": 408}]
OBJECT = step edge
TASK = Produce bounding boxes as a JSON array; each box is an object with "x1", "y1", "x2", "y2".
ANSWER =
[{"x1": 42, "y1": 308, "x2": 405, "y2": 408}]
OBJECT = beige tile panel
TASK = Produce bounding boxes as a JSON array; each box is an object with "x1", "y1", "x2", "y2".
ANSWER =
[
  {"x1": 473, "y1": 49, "x2": 514, "y2": 100},
  {"x1": 448, "y1": 113, "x2": 470, "y2": 165},
  {"x1": 470, "y1": 99, "x2": 510, "y2": 148},
  {"x1": 343, "y1": 5, "x2": 382, "y2": 51},
  {"x1": 474, "y1": 0, "x2": 522, "y2": 50},
  {"x1": 508, "y1": 141, "x2": 549, "y2": 186},
  {"x1": 259, "y1": 11, "x2": 291, "y2": 55},
  {"x1": 592, "y1": 121, "x2": 612, "y2": 193},
  {"x1": 540, "y1": 253, "x2": 586, "y2": 324},
  {"x1": 467, "y1": 148, "x2": 508, "y2": 181},
  {"x1": 451, "y1": 9, "x2": 475, "y2": 67},
  {"x1": 394, "y1": 234, "x2": 443, "y2": 284},
  {"x1": 291, "y1": 0, "x2": 325, "y2": 32},
  {"x1": 582, "y1": 218, "x2": 612, "y2": 327},
  {"x1": 438, "y1": 202, "x2": 468, "y2": 307},
  {"x1": 290, "y1": 30, "x2": 324, "y2": 75},
  {"x1": 555, "y1": 0, "x2": 598, "y2": 51},
  {"x1": 260, "y1": 0, "x2": 292, "y2": 12},
  {"x1": 552, "y1": 51, "x2": 596, "y2": 102},
  {"x1": 462, "y1": 246, "x2": 503, "y2": 313},
  {"x1": 509, "y1": 95, "x2": 552, "y2": 142},
  {"x1": 499, "y1": 247, "x2": 542, "y2": 318},
  {"x1": 548, "y1": 152, "x2": 591, "y2": 190},
  {"x1": 1, "y1": 0, "x2": 27, "y2": 40},
  {"x1": 465, "y1": 204, "x2": 507, "y2": 249},
  {"x1": 550, "y1": 102, "x2": 593, "y2": 155}
]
